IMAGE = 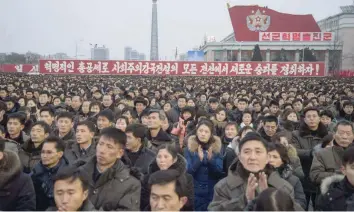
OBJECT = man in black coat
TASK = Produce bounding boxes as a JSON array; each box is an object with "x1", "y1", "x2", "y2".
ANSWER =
[
  {"x1": 0, "y1": 140, "x2": 36, "y2": 211},
  {"x1": 123, "y1": 123, "x2": 155, "y2": 175}
]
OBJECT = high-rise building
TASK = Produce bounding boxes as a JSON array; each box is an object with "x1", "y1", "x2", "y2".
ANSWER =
[
  {"x1": 150, "y1": 0, "x2": 159, "y2": 61},
  {"x1": 124, "y1": 46, "x2": 146, "y2": 61},
  {"x1": 91, "y1": 46, "x2": 110, "y2": 60},
  {"x1": 124, "y1": 47, "x2": 132, "y2": 60},
  {"x1": 139, "y1": 53, "x2": 146, "y2": 61}
]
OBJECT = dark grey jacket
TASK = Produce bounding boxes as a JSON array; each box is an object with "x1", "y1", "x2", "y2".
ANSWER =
[
  {"x1": 46, "y1": 199, "x2": 96, "y2": 211},
  {"x1": 64, "y1": 139, "x2": 97, "y2": 163}
]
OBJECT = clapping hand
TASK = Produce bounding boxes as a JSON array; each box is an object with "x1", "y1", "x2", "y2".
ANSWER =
[{"x1": 246, "y1": 173, "x2": 258, "y2": 202}]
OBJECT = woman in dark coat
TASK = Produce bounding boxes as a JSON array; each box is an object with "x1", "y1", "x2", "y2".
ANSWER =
[
  {"x1": 141, "y1": 144, "x2": 194, "y2": 211},
  {"x1": 268, "y1": 143, "x2": 307, "y2": 210}
]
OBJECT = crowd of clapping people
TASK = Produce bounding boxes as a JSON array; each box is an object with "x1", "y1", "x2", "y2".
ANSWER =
[{"x1": 0, "y1": 73, "x2": 353, "y2": 211}]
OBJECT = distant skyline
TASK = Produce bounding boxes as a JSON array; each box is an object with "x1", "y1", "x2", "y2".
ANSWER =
[{"x1": 0, "y1": 0, "x2": 352, "y2": 60}]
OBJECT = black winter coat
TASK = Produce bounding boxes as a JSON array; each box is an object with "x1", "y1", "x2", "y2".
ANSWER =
[
  {"x1": 18, "y1": 140, "x2": 43, "y2": 173},
  {"x1": 0, "y1": 151, "x2": 36, "y2": 211},
  {"x1": 141, "y1": 154, "x2": 194, "y2": 211},
  {"x1": 46, "y1": 199, "x2": 97, "y2": 211},
  {"x1": 123, "y1": 147, "x2": 156, "y2": 175}
]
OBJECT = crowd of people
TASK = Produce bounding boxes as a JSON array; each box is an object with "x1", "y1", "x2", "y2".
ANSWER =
[{"x1": 0, "y1": 73, "x2": 353, "y2": 211}]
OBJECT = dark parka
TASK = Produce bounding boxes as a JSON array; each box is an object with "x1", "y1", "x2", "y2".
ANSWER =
[
  {"x1": 208, "y1": 161, "x2": 303, "y2": 211},
  {"x1": 0, "y1": 151, "x2": 36, "y2": 211},
  {"x1": 123, "y1": 147, "x2": 156, "y2": 176},
  {"x1": 291, "y1": 122, "x2": 328, "y2": 193},
  {"x1": 317, "y1": 175, "x2": 354, "y2": 211},
  {"x1": 146, "y1": 128, "x2": 179, "y2": 153},
  {"x1": 141, "y1": 154, "x2": 194, "y2": 211},
  {"x1": 46, "y1": 199, "x2": 97, "y2": 211},
  {"x1": 53, "y1": 129, "x2": 76, "y2": 143},
  {"x1": 64, "y1": 139, "x2": 97, "y2": 163},
  {"x1": 78, "y1": 156, "x2": 141, "y2": 211},
  {"x1": 18, "y1": 140, "x2": 43, "y2": 173}
]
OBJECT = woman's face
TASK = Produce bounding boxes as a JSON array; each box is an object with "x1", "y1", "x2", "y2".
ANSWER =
[
  {"x1": 225, "y1": 125, "x2": 238, "y2": 139},
  {"x1": 156, "y1": 149, "x2": 176, "y2": 170},
  {"x1": 216, "y1": 110, "x2": 226, "y2": 122},
  {"x1": 90, "y1": 105, "x2": 100, "y2": 114},
  {"x1": 163, "y1": 104, "x2": 172, "y2": 112},
  {"x1": 27, "y1": 100, "x2": 36, "y2": 108},
  {"x1": 242, "y1": 113, "x2": 252, "y2": 125},
  {"x1": 287, "y1": 112, "x2": 298, "y2": 122},
  {"x1": 150, "y1": 99, "x2": 156, "y2": 106},
  {"x1": 197, "y1": 124, "x2": 212, "y2": 143},
  {"x1": 268, "y1": 150, "x2": 283, "y2": 168},
  {"x1": 187, "y1": 100, "x2": 195, "y2": 107},
  {"x1": 18, "y1": 98, "x2": 25, "y2": 107},
  {"x1": 53, "y1": 98, "x2": 61, "y2": 106},
  {"x1": 182, "y1": 112, "x2": 192, "y2": 120},
  {"x1": 117, "y1": 104, "x2": 125, "y2": 110},
  {"x1": 116, "y1": 119, "x2": 127, "y2": 132}
]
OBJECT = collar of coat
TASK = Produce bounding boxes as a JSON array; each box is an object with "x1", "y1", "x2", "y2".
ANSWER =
[
  {"x1": 148, "y1": 153, "x2": 187, "y2": 174},
  {"x1": 320, "y1": 174, "x2": 345, "y2": 195},
  {"x1": 187, "y1": 135, "x2": 222, "y2": 154},
  {"x1": 147, "y1": 128, "x2": 172, "y2": 142},
  {"x1": 298, "y1": 122, "x2": 328, "y2": 138},
  {"x1": 32, "y1": 156, "x2": 69, "y2": 176},
  {"x1": 47, "y1": 199, "x2": 96, "y2": 211},
  {"x1": 0, "y1": 151, "x2": 22, "y2": 188},
  {"x1": 79, "y1": 156, "x2": 130, "y2": 188}
]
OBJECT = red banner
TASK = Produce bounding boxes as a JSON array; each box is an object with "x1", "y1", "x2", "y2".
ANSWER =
[
  {"x1": 38, "y1": 60, "x2": 326, "y2": 77},
  {"x1": 0, "y1": 64, "x2": 38, "y2": 73}
]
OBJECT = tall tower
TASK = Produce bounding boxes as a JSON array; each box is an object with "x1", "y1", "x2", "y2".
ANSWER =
[{"x1": 150, "y1": 0, "x2": 159, "y2": 61}]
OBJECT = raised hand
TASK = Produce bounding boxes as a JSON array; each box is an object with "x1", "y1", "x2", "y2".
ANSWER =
[{"x1": 246, "y1": 173, "x2": 258, "y2": 202}]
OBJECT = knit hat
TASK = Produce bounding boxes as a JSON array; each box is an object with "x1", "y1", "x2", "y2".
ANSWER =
[
  {"x1": 239, "y1": 132, "x2": 268, "y2": 152},
  {"x1": 97, "y1": 109, "x2": 115, "y2": 122}
]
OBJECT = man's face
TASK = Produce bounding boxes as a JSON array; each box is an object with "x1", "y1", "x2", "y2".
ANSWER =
[
  {"x1": 237, "y1": 101, "x2": 247, "y2": 111},
  {"x1": 93, "y1": 92, "x2": 102, "y2": 100},
  {"x1": 142, "y1": 89, "x2": 148, "y2": 96},
  {"x1": 76, "y1": 125, "x2": 94, "y2": 145},
  {"x1": 7, "y1": 118, "x2": 24, "y2": 136},
  {"x1": 41, "y1": 142, "x2": 62, "y2": 167},
  {"x1": 39, "y1": 94, "x2": 49, "y2": 105},
  {"x1": 71, "y1": 96, "x2": 82, "y2": 110},
  {"x1": 239, "y1": 140, "x2": 268, "y2": 173},
  {"x1": 97, "y1": 116, "x2": 111, "y2": 130},
  {"x1": 320, "y1": 115, "x2": 332, "y2": 126},
  {"x1": 304, "y1": 111, "x2": 320, "y2": 129},
  {"x1": 270, "y1": 105, "x2": 279, "y2": 115},
  {"x1": 102, "y1": 95, "x2": 113, "y2": 107},
  {"x1": 319, "y1": 95, "x2": 325, "y2": 103},
  {"x1": 155, "y1": 91, "x2": 161, "y2": 98},
  {"x1": 26, "y1": 92, "x2": 34, "y2": 99},
  {"x1": 31, "y1": 125, "x2": 48, "y2": 144},
  {"x1": 54, "y1": 178, "x2": 88, "y2": 212},
  {"x1": 177, "y1": 98, "x2": 186, "y2": 109},
  {"x1": 222, "y1": 93, "x2": 230, "y2": 100},
  {"x1": 136, "y1": 103, "x2": 146, "y2": 113},
  {"x1": 90, "y1": 105, "x2": 100, "y2": 114},
  {"x1": 40, "y1": 111, "x2": 54, "y2": 126},
  {"x1": 57, "y1": 118, "x2": 73, "y2": 134},
  {"x1": 254, "y1": 103, "x2": 261, "y2": 112},
  {"x1": 263, "y1": 121, "x2": 278, "y2": 137},
  {"x1": 0, "y1": 90, "x2": 7, "y2": 98},
  {"x1": 82, "y1": 101, "x2": 90, "y2": 114},
  {"x1": 126, "y1": 132, "x2": 141, "y2": 151},
  {"x1": 344, "y1": 105, "x2": 353, "y2": 115},
  {"x1": 65, "y1": 98, "x2": 72, "y2": 106},
  {"x1": 293, "y1": 101, "x2": 303, "y2": 112},
  {"x1": 96, "y1": 136, "x2": 123, "y2": 167},
  {"x1": 334, "y1": 125, "x2": 354, "y2": 148},
  {"x1": 210, "y1": 102, "x2": 218, "y2": 111},
  {"x1": 148, "y1": 112, "x2": 162, "y2": 129},
  {"x1": 5, "y1": 101, "x2": 14, "y2": 111},
  {"x1": 150, "y1": 181, "x2": 186, "y2": 211}
]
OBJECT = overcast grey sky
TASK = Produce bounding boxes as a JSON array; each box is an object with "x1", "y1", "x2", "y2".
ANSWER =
[{"x1": 0, "y1": 0, "x2": 352, "y2": 60}]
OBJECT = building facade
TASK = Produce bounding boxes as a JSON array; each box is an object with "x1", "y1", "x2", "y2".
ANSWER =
[
  {"x1": 124, "y1": 46, "x2": 146, "y2": 61},
  {"x1": 91, "y1": 47, "x2": 110, "y2": 60}
]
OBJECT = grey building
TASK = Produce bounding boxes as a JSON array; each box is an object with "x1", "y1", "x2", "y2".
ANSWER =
[
  {"x1": 91, "y1": 47, "x2": 110, "y2": 60},
  {"x1": 124, "y1": 46, "x2": 146, "y2": 61}
]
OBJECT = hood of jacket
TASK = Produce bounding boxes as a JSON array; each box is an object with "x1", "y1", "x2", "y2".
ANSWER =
[
  {"x1": 187, "y1": 135, "x2": 222, "y2": 154},
  {"x1": 148, "y1": 154, "x2": 187, "y2": 174},
  {"x1": 320, "y1": 174, "x2": 345, "y2": 195},
  {"x1": 299, "y1": 122, "x2": 328, "y2": 138},
  {"x1": 0, "y1": 151, "x2": 21, "y2": 188}
]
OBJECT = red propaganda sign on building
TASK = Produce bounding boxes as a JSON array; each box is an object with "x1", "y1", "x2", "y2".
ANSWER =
[
  {"x1": 259, "y1": 32, "x2": 333, "y2": 42},
  {"x1": 0, "y1": 64, "x2": 38, "y2": 73},
  {"x1": 39, "y1": 60, "x2": 326, "y2": 77}
]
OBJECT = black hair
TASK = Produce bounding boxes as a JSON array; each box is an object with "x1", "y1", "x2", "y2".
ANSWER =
[
  {"x1": 116, "y1": 116, "x2": 129, "y2": 125},
  {"x1": 334, "y1": 120, "x2": 354, "y2": 133},
  {"x1": 134, "y1": 96, "x2": 148, "y2": 106},
  {"x1": 125, "y1": 123, "x2": 147, "y2": 140},
  {"x1": 239, "y1": 132, "x2": 267, "y2": 152},
  {"x1": 238, "y1": 98, "x2": 248, "y2": 104},
  {"x1": 254, "y1": 188, "x2": 295, "y2": 211},
  {"x1": 56, "y1": 111, "x2": 74, "y2": 122},
  {"x1": 238, "y1": 125, "x2": 256, "y2": 137},
  {"x1": 320, "y1": 109, "x2": 334, "y2": 120},
  {"x1": 342, "y1": 146, "x2": 354, "y2": 166},
  {"x1": 209, "y1": 97, "x2": 218, "y2": 103},
  {"x1": 7, "y1": 112, "x2": 26, "y2": 125},
  {"x1": 44, "y1": 136, "x2": 66, "y2": 152},
  {"x1": 157, "y1": 143, "x2": 178, "y2": 160},
  {"x1": 0, "y1": 101, "x2": 6, "y2": 112},
  {"x1": 54, "y1": 166, "x2": 89, "y2": 191},
  {"x1": 99, "y1": 127, "x2": 126, "y2": 147},
  {"x1": 177, "y1": 94, "x2": 187, "y2": 102},
  {"x1": 262, "y1": 115, "x2": 278, "y2": 125},
  {"x1": 292, "y1": 98, "x2": 303, "y2": 104},
  {"x1": 196, "y1": 119, "x2": 215, "y2": 143},
  {"x1": 269, "y1": 100, "x2": 279, "y2": 107},
  {"x1": 89, "y1": 101, "x2": 102, "y2": 111},
  {"x1": 268, "y1": 142, "x2": 290, "y2": 165},
  {"x1": 148, "y1": 169, "x2": 188, "y2": 199},
  {"x1": 321, "y1": 133, "x2": 334, "y2": 148},
  {"x1": 343, "y1": 101, "x2": 353, "y2": 108},
  {"x1": 39, "y1": 91, "x2": 50, "y2": 97},
  {"x1": 77, "y1": 121, "x2": 96, "y2": 133},
  {"x1": 303, "y1": 107, "x2": 320, "y2": 117},
  {"x1": 40, "y1": 107, "x2": 55, "y2": 117},
  {"x1": 271, "y1": 131, "x2": 292, "y2": 143},
  {"x1": 32, "y1": 121, "x2": 51, "y2": 134}
]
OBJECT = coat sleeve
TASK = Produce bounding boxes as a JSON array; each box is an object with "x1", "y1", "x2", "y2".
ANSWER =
[
  {"x1": 290, "y1": 157, "x2": 305, "y2": 180},
  {"x1": 293, "y1": 178, "x2": 307, "y2": 210},
  {"x1": 208, "y1": 153, "x2": 224, "y2": 176},
  {"x1": 15, "y1": 174, "x2": 36, "y2": 211},
  {"x1": 184, "y1": 148, "x2": 202, "y2": 175},
  {"x1": 115, "y1": 180, "x2": 141, "y2": 211},
  {"x1": 310, "y1": 153, "x2": 334, "y2": 185},
  {"x1": 208, "y1": 180, "x2": 245, "y2": 211},
  {"x1": 291, "y1": 133, "x2": 311, "y2": 160}
]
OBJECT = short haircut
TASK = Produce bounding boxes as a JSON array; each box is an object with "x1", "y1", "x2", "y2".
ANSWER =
[
  {"x1": 262, "y1": 115, "x2": 278, "y2": 125},
  {"x1": 99, "y1": 127, "x2": 127, "y2": 147},
  {"x1": 209, "y1": 97, "x2": 218, "y2": 103},
  {"x1": 39, "y1": 91, "x2": 50, "y2": 97},
  {"x1": 334, "y1": 120, "x2": 354, "y2": 133},
  {"x1": 254, "y1": 188, "x2": 295, "y2": 211},
  {"x1": 125, "y1": 123, "x2": 147, "y2": 140},
  {"x1": 343, "y1": 101, "x2": 353, "y2": 108},
  {"x1": 56, "y1": 111, "x2": 74, "y2": 122},
  {"x1": 32, "y1": 121, "x2": 51, "y2": 134},
  {"x1": 148, "y1": 109, "x2": 165, "y2": 121},
  {"x1": 269, "y1": 100, "x2": 279, "y2": 107},
  {"x1": 342, "y1": 146, "x2": 354, "y2": 166},
  {"x1": 54, "y1": 166, "x2": 89, "y2": 191},
  {"x1": 239, "y1": 132, "x2": 267, "y2": 152},
  {"x1": 320, "y1": 109, "x2": 334, "y2": 119},
  {"x1": 7, "y1": 112, "x2": 26, "y2": 125},
  {"x1": 268, "y1": 143, "x2": 290, "y2": 164},
  {"x1": 77, "y1": 121, "x2": 96, "y2": 133},
  {"x1": 303, "y1": 107, "x2": 320, "y2": 117},
  {"x1": 116, "y1": 116, "x2": 129, "y2": 125},
  {"x1": 238, "y1": 98, "x2": 248, "y2": 104},
  {"x1": 134, "y1": 96, "x2": 147, "y2": 106},
  {"x1": 148, "y1": 169, "x2": 188, "y2": 199},
  {"x1": 292, "y1": 98, "x2": 303, "y2": 104},
  {"x1": 177, "y1": 94, "x2": 187, "y2": 101},
  {"x1": 44, "y1": 136, "x2": 66, "y2": 152},
  {"x1": 40, "y1": 107, "x2": 55, "y2": 117}
]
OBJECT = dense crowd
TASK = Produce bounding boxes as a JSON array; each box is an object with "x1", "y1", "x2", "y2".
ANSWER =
[{"x1": 0, "y1": 73, "x2": 353, "y2": 211}]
